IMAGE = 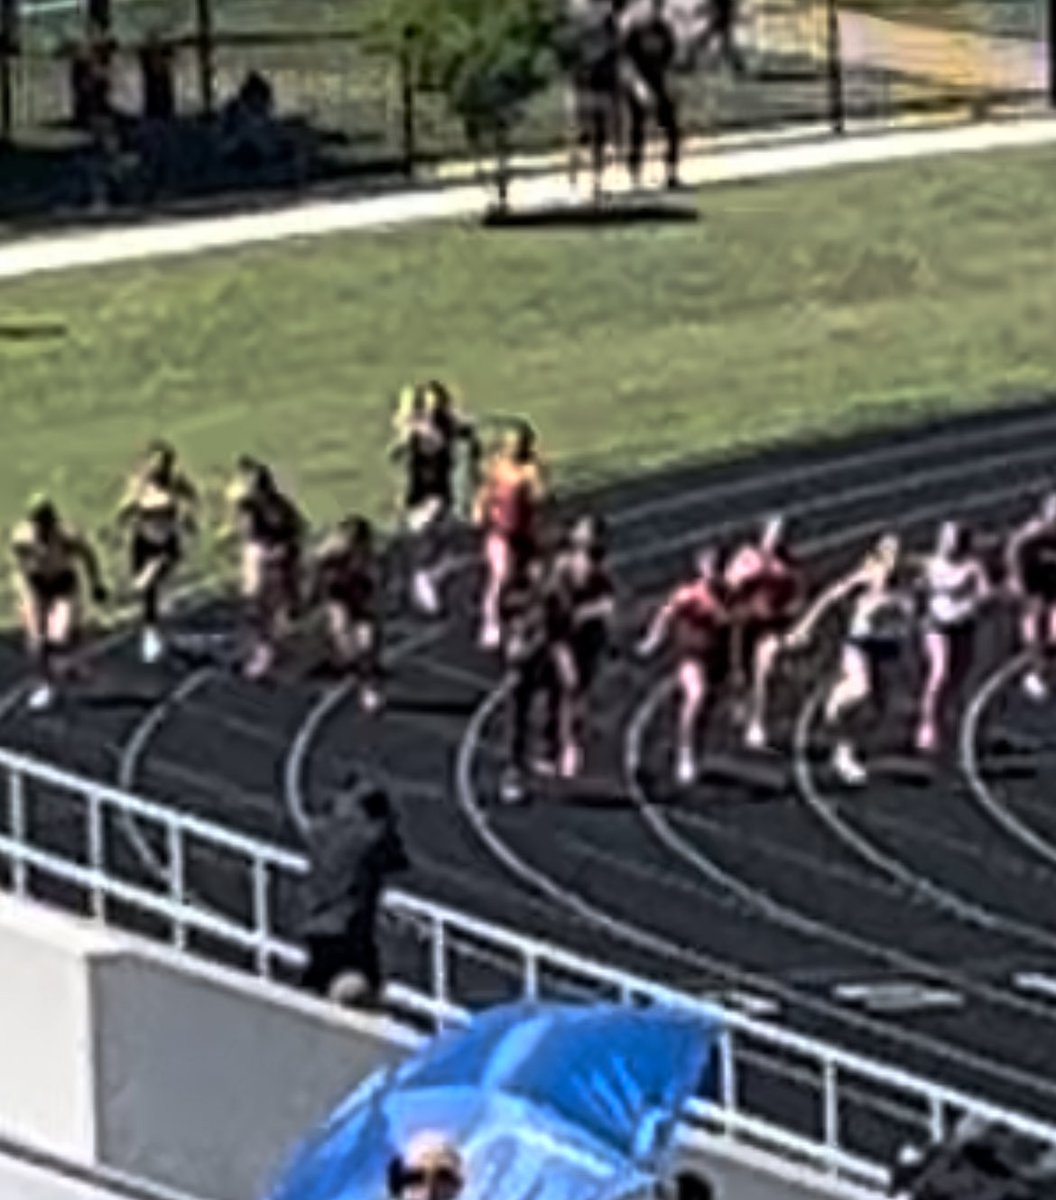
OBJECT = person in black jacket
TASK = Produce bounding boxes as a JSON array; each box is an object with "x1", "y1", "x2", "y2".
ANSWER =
[
  {"x1": 299, "y1": 785, "x2": 410, "y2": 1002},
  {"x1": 622, "y1": 0, "x2": 681, "y2": 189}
]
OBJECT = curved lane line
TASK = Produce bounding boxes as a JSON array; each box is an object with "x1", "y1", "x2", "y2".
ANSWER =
[
  {"x1": 454, "y1": 677, "x2": 1056, "y2": 1106},
  {"x1": 961, "y1": 652, "x2": 1056, "y2": 872}
]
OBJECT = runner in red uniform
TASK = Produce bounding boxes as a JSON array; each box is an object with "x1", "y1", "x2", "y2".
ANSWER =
[
  {"x1": 475, "y1": 422, "x2": 544, "y2": 651},
  {"x1": 638, "y1": 547, "x2": 729, "y2": 786},
  {"x1": 724, "y1": 515, "x2": 804, "y2": 749}
]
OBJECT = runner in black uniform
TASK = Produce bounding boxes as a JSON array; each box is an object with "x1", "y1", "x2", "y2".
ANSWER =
[
  {"x1": 116, "y1": 440, "x2": 197, "y2": 664},
  {"x1": 545, "y1": 515, "x2": 616, "y2": 779},
  {"x1": 391, "y1": 382, "x2": 476, "y2": 617},
  {"x1": 621, "y1": 0, "x2": 680, "y2": 189},
  {"x1": 225, "y1": 457, "x2": 307, "y2": 680},
  {"x1": 1007, "y1": 494, "x2": 1056, "y2": 701},
  {"x1": 311, "y1": 515, "x2": 382, "y2": 712},
  {"x1": 499, "y1": 558, "x2": 556, "y2": 804},
  {"x1": 11, "y1": 496, "x2": 109, "y2": 712}
]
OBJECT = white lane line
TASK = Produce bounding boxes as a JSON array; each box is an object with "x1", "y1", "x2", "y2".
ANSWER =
[
  {"x1": 282, "y1": 623, "x2": 449, "y2": 841},
  {"x1": 454, "y1": 678, "x2": 1056, "y2": 1103},
  {"x1": 960, "y1": 651, "x2": 1056, "y2": 871},
  {"x1": 833, "y1": 982, "x2": 965, "y2": 1013},
  {"x1": 1015, "y1": 973, "x2": 1056, "y2": 1000},
  {"x1": 116, "y1": 667, "x2": 216, "y2": 884}
]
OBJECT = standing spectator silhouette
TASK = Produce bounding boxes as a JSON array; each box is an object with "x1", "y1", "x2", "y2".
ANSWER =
[
  {"x1": 622, "y1": 0, "x2": 681, "y2": 189},
  {"x1": 299, "y1": 785, "x2": 410, "y2": 1004},
  {"x1": 694, "y1": 0, "x2": 746, "y2": 75}
]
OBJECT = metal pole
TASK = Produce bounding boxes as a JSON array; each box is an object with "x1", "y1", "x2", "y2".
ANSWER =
[
  {"x1": 0, "y1": 0, "x2": 17, "y2": 143},
  {"x1": 1049, "y1": 0, "x2": 1056, "y2": 107},
  {"x1": 195, "y1": 0, "x2": 215, "y2": 116},
  {"x1": 826, "y1": 0, "x2": 844, "y2": 134}
]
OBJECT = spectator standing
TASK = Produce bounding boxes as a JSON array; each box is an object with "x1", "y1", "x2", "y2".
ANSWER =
[
  {"x1": 299, "y1": 785, "x2": 410, "y2": 1003},
  {"x1": 621, "y1": 0, "x2": 681, "y2": 189}
]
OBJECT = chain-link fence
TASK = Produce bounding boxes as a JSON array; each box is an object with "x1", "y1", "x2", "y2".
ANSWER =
[{"x1": 0, "y1": 0, "x2": 1050, "y2": 215}]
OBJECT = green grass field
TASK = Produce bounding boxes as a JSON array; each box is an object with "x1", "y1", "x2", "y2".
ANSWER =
[{"x1": 0, "y1": 141, "x2": 1054, "y2": 616}]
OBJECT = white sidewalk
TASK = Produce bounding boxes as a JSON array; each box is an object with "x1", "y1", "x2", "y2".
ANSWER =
[{"x1": 1, "y1": 111, "x2": 1055, "y2": 283}]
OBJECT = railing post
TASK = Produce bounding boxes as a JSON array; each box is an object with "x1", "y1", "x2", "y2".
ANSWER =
[
  {"x1": 719, "y1": 1026, "x2": 737, "y2": 1136},
  {"x1": 524, "y1": 949, "x2": 539, "y2": 1001},
  {"x1": 168, "y1": 822, "x2": 186, "y2": 953},
  {"x1": 823, "y1": 1058, "x2": 840, "y2": 1171},
  {"x1": 251, "y1": 856, "x2": 270, "y2": 978},
  {"x1": 431, "y1": 914, "x2": 448, "y2": 1026},
  {"x1": 928, "y1": 1094, "x2": 945, "y2": 1144},
  {"x1": 86, "y1": 790, "x2": 105, "y2": 920},
  {"x1": 8, "y1": 770, "x2": 26, "y2": 896}
]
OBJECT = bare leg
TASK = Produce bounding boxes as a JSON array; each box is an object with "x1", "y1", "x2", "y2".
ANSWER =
[
  {"x1": 916, "y1": 630, "x2": 949, "y2": 753},
  {"x1": 676, "y1": 658, "x2": 707, "y2": 785}
]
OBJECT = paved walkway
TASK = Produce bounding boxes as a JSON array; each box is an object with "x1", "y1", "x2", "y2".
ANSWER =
[{"x1": 0, "y1": 111, "x2": 1054, "y2": 283}]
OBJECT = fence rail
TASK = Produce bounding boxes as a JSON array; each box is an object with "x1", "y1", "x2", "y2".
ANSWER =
[{"x1": 1, "y1": 743, "x2": 1055, "y2": 1192}]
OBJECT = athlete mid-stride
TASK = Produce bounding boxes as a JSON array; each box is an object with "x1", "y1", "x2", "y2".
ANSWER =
[
  {"x1": 116, "y1": 440, "x2": 197, "y2": 664},
  {"x1": 310, "y1": 515, "x2": 383, "y2": 713},
  {"x1": 914, "y1": 520, "x2": 990, "y2": 754},
  {"x1": 475, "y1": 422, "x2": 546, "y2": 652},
  {"x1": 788, "y1": 535, "x2": 911, "y2": 786},
  {"x1": 1006, "y1": 494, "x2": 1056, "y2": 701},
  {"x1": 637, "y1": 546, "x2": 729, "y2": 787},
  {"x1": 11, "y1": 496, "x2": 109, "y2": 713},
  {"x1": 723, "y1": 514, "x2": 804, "y2": 750}
]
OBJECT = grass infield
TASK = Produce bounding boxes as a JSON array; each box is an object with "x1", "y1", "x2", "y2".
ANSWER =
[{"x1": 0, "y1": 140, "x2": 1053, "y2": 620}]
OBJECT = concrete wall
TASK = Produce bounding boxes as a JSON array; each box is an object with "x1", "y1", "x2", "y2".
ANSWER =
[
  {"x1": 91, "y1": 953, "x2": 417, "y2": 1200},
  {"x1": 0, "y1": 894, "x2": 420, "y2": 1200},
  {"x1": 0, "y1": 897, "x2": 101, "y2": 1165}
]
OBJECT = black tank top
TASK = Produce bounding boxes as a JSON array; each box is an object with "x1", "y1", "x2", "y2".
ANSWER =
[{"x1": 1019, "y1": 525, "x2": 1056, "y2": 596}]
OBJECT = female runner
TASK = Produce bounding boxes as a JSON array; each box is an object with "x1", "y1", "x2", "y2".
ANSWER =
[
  {"x1": 544, "y1": 514, "x2": 616, "y2": 779},
  {"x1": 116, "y1": 440, "x2": 197, "y2": 664},
  {"x1": 310, "y1": 515, "x2": 382, "y2": 712},
  {"x1": 11, "y1": 495, "x2": 109, "y2": 711},
  {"x1": 390, "y1": 382, "x2": 478, "y2": 617},
  {"x1": 1006, "y1": 494, "x2": 1056, "y2": 702},
  {"x1": 475, "y1": 421, "x2": 545, "y2": 651},
  {"x1": 637, "y1": 546, "x2": 729, "y2": 787},
  {"x1": 723, "y1": 514, "x2": 804, "y2": 750},
  {"x1": 224, "y1": 457, "x2": 307, "y2": 680},
  {"x1": 787, "y1": 534, "x2": 909, "y2": 785},
  {"x1": 914, "y1": 520, "x2": 990, "y2": 754}
]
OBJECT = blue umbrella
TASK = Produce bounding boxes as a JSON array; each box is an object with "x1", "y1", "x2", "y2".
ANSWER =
[{"x1": 268, "y1": 1001, "x2": 720, "y2": 1200}]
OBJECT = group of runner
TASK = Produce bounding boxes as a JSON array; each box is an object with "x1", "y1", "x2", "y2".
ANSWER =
[{"x1": 10, "y1": 400, "x2": 1056, "y2": 799}]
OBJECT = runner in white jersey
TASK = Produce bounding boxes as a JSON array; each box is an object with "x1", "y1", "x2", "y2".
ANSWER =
[
  {"x1": 788, "y1": 534, "x2": 910, "y2": 785},
  {"x1": 915, "y1": 520, "x2": 990, "y2": 754}
]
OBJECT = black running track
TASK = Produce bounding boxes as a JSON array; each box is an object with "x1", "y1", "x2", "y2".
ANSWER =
[{"x1": 3, "y1": 401, "x2": 1056, "y2": 1131}]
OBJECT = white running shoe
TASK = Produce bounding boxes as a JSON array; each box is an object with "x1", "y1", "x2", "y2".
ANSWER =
[
  {"x1": 360, "y1": 685, "x2": 383, "y2": 714},
  {"x1": 744, "y1": 721, "x2": 767, "y2": 751},
  {"x1": 141, "y1": 627, "x2": 164, "y2": 665},
  {"x1": 559, "y1": 742, "x2": 582, "y2": 780},
  {"x1": 479, "y1": 621, "x2": 502, "y2": 651},
  {"x1": 26, "y1": 683, "x2": 54, "y2": 713},
  {"x1": 412, "y1": 570, "x2": 441, "y2": 617},
  {"x1": 1023, "y1": 671, "x2": 1049, "y2": 703},
  {"x1": 832, "y1": 742, "x2": 868, "y2": 787},
  {"x1": 676, "y1": 749, "x2": 697, "y2": 787}
]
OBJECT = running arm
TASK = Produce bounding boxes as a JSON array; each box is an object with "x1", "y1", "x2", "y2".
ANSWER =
[{"x1": 787, "y1": 571, "x2": 862, "y2": 646}]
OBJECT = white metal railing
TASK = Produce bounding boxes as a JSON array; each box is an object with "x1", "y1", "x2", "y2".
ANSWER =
[
  {"x1": 0, "y1": 745, "x2": 307, "y2": 977},
  {"x1": 1, "y1": 746, "x2": 1055, "y2": 1193}
]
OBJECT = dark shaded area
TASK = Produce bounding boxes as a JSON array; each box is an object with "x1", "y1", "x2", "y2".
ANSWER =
[{"x1": 482, "y1": 197, "x2": 700, "y2": 227}]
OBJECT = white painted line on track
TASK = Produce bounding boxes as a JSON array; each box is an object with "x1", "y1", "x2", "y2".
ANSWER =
[
  {"x1": 833, "y1": 982, "x2": 965, "y2": 1013},
  {"x1": 282, "y1": 622, "x2": 449, "y2": 841},
  {"x1": 455, "y1": 674, "x2": 1056, "y2": 1103},
  {"x1": 960, "y1": 651, "x2": 1056, "y2": 871},
  {"x1": 116, "y1": 666, "x2": 217, "y2": 884}
]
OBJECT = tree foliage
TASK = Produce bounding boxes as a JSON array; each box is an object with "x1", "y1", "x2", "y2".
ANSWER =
[{"x1": 361, "y1": 0, "x2": 562, "y2": 204}]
